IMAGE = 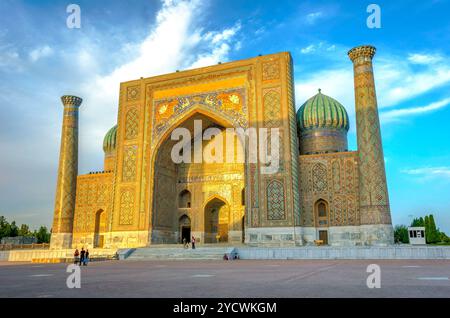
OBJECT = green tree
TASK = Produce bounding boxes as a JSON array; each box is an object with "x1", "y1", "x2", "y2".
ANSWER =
[
  {"x1": 394, "y1": 225, "x2": 410, "y2": 244},
  {"x1": 8, "y1": 221, "x2": 19, "y2": 237},
  {"x1": 424, "y1": 215, "x2": 430, "y2": 243},
  {"x1": 439, "y1": 231, "x2": 450, "y2": 243},
  {"x1": 411, "y1": 217, "x2": 425, "y2": 227},
  {"x1": 0, "y1": 216, "x2": 10, "y2": 239},
  {"x1": 444, "y1": 234, "x2": 450, "y2": 243},
  {"x1": 428, "y1": 215, "x2": 440, "y2": 243},
  {"x1": 18, "y1": 224, "x2": 32, "y2": 237},
  {"x1": 35, "y1": 226, "x2": 50, "y2": 243}
]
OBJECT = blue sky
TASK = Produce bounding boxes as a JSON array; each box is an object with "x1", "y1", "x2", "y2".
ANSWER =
[{"x1": 0, "y1": 0, "x2": 449, "y2": 233}]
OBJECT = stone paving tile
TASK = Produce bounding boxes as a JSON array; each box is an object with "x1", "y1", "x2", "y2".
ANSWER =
[{"x1": 0, "y1": 259, "x2": 449, "y2": 298}]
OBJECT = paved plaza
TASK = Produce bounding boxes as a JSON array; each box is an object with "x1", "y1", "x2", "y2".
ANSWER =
[{"x1": 0, "y1": 259, "x2": 449, "y2": 298}]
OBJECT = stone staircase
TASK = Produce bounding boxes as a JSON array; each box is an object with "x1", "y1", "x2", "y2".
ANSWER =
[{"x1": 123, "y1": 245, "x2": 237, "y2": 260}]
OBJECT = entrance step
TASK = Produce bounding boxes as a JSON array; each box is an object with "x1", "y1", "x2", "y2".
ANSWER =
[{"x1": 123, "y1": 246, "x2": 236, "y2": 260}]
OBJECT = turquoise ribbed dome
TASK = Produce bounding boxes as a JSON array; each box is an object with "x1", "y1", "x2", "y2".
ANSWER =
[
  {"x1": 297, "y1": 89, "x2": 349, "y2": 132},
  {"x1": 103, "y1": 125, "x2": 117, "y2": 153}
]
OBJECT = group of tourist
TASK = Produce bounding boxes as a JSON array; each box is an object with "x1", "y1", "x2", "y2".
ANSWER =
[
  {"x1": 73, "y1": 247, "x2": 90, "y2": 266},
  {"x1": 182, "y1": 235, "x2": 196, "y2": 249}
]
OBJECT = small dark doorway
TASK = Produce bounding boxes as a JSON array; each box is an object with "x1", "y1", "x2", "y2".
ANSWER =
[
  {"x1": 181, "y1": 226, "x2": 191, "y2": 243},
  {"x1": 179, "y1": 214, "x2": 191, "y2": 243},
  {"x1": 319, "y1": 230, "x2": 328, "y2": 245}
]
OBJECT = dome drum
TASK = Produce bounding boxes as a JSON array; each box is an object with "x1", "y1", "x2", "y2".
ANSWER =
[{"x1": 299, "y1": 128, "x2": 348, "y2": 155}]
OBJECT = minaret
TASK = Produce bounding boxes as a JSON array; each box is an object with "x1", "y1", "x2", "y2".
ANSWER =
[
  {"x1": 348, "y1": 45, "x2": 393, "y2": 245},
  {"x1": 50, "y1": 95, "x2": 82, "y2": 249}
]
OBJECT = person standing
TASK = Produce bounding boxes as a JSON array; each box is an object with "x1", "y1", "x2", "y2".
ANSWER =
[
  {"x1": 84, "y1": 249, "x2": 89, "y2": 266},
  {"x1": 73, "y1": 249, "x2": 79, "y2": 264},
  {"x1": 191, "y1": 236, "x2": 196, "y2": 249},
  {"x1": 79, "y1": 248, "x2": 85, "y2": 266}
]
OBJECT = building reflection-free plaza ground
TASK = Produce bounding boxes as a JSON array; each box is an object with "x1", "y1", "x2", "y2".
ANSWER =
[{"x1": 1, "y1": 259, "x2": 449, "y2": 298}]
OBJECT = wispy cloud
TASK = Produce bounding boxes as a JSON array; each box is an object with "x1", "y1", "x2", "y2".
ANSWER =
[
  {"x1": 254, "y1": 27, "x2": 265, "y2": 36},
  {"x1": 295, "y1": 49, "x2": 450, "y2": 125},
  {"x1": 305, "y1": 11, "x2": 323, "y2": 25},
  {"x1": 299, "y1": 42, "x2": 336, "y2": 54},
  {"x1": 0, "y1": 0, "x2": 242, "y2": 228},
  {"x1": 380, "y1": 98, "x2": 450, "y2": 122},
  {"x1": 0, "y1": 44, "x2": 21, "y2": 71},
  {"x1": 77, "y1": 0, "x2": 242, "y2": 160},
  {"x1": 29, "y1": 45, "x2": 54, "y2": 62},
  {"x1": 300, "y1": 44, "x2": 315, "y2": 54},
  {"x1": 295, "y1": 68, "x2": 354, "y2": 112},
  {"x1": 377, "y1": 55, "x2": 450, "y2": 106},
  {"x1": 402, "y1": 167, "x2": 450, "y2": 180},
  {"x1": 205, "y1": 22, "x2": 241, "y2": 44},
  {"x1": 407, "y1": 53, "x2": 443, "y2": 65}
]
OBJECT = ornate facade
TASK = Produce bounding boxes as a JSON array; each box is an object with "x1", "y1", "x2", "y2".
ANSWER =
[{"x1": 50, "y1": 45, "x2": 394, "y2": 249}]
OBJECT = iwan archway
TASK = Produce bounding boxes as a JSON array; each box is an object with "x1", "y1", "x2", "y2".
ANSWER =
[{"x1": 150, "y1": 109, "x2": 246, "y2": 245}]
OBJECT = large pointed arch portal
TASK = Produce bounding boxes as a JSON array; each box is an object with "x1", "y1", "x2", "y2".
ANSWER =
[{"x1": 150, "y1": 110, "x2": 246, "y2": 244}]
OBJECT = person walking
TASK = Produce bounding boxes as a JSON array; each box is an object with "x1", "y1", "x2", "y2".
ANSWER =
[
  {"x1": 191, "y1": 236, "x2": 196, "y2": 249},
  {"x1": 83, "y1": 249, "x2": 89, "y2": 266},
  {"x1": 79, "y1": 248, "x2": 85, "y2": 266},
  {"x1": 73, "y1": 249, "x2": 79, "y2": 264}
]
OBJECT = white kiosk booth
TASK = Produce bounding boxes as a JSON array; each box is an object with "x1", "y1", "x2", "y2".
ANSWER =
[{"x1": 408, "y1": 227, "x2": 426, "y2": 245}]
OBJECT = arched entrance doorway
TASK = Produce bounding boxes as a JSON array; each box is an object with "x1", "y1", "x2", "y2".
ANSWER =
[
  {"x1": 179, "y1": 215, "x2": 191, "y2": 243},
  {"x1": 94, "y1": 209, "x2": 106, "y2": 248},
  {"x1": 204, "y1": 197, "x2": 229, "y2": 243},
  {"x1": 315, "y1": 199, "x2": 329, "y2": 245}
]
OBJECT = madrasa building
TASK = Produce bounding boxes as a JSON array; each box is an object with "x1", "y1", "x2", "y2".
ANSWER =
[{"x1": 50, "y1": 45, "x2": 394, "y2": 250}]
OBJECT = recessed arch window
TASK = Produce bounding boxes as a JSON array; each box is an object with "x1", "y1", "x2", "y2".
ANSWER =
[
  {"x1": 178, "y1": 189, "x2": 192, "y2": 208},
  {"x1": 318, "y1": 201, "x2": 327, "y2": 217},
  {"x1": 315, "y1": 199, "x2": 329, "y2": 227}
]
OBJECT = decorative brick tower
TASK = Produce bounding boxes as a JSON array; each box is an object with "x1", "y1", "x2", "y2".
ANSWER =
[
  {"x1": 50, "y1": 95, "x2": 82, "y2": 249},
  {"x1": 348, "y1": 45, "x2": 393, "y2": 245}
]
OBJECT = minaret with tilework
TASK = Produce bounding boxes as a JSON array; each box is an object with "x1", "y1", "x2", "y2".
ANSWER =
[
  {"x1": 348, "y1": 45, "x2": 393, "y2": 245},
  {"x1": 50, "y1": 95, "x2": 82, "y2": 249}
]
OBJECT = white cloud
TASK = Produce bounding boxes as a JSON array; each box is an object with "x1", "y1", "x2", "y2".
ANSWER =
[
  {"x1": 376, "y1": 55, "x2": 450, "y2": 107},
  {"x1": 380, "y1": 98, "x2": 450, "y2": 123},
  {"x1": 29, "y1": 45, "x2": 53, "y2": 62},
  {"x1": 295, "y1": 68, "x2": 354, "y2": 111},
  {"x1": 189, "y1": 43, "x2": 230, "y2": 68},
  {"x1": 255, "y1": 27, "x2": 265, "y2": 36},
  {"x1": 306, "y1": 12, "x2": 323, "y2": 25},
  {"x1": 74, "y1": 0, "x2": 241, "y2": 170},
  {"x1": 205, "y1": 22, "x2": 241, "y2": 44},
  {"x1": 300, "y1": 42, "x2": 334, "y2": 55},
  {"x1": 0, "y1": 44, "x2": 21, "y2": 71},
  {"x1": 401, "y1": 167, "x2": 450, "y2": 180},
  {"x1": 295, "y1": 50, "x2": 450, "y2": 125},
  {"x1": 407, "y1": 53, "x2": 443, "y2": 65},
  {"x1": 300, "y1": 44, "x2": 316, "y2": 54}
]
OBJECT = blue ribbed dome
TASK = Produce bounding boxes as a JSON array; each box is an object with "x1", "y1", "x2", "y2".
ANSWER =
[
  {"x1": 297, "y1": 89, "x2": 349, "y2": 132},
  {"x1": 103, "y1": 125, "x2": 117, "y2": 153}
]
